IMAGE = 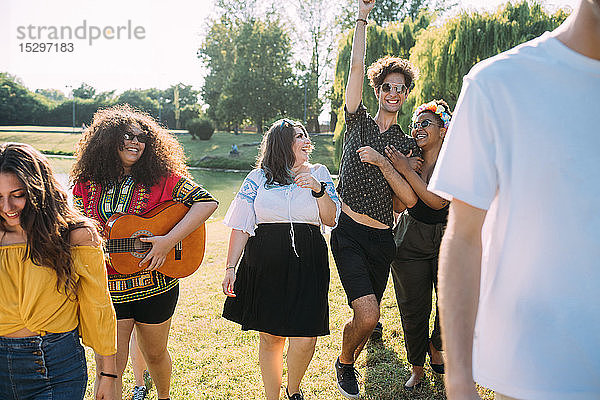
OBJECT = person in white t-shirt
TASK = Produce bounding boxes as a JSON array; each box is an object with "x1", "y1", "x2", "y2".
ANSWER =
[
  {"x1": 429, "y1": 1, "x2": 600, "y2": 399},
  {"x1": 221, "y1": 119, "x2": 341, "y2": 400}
]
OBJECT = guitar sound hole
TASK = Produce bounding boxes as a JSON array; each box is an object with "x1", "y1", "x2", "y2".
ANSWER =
[{"x1": 133, "y1": 238, "x2": 152, "y2": 253}]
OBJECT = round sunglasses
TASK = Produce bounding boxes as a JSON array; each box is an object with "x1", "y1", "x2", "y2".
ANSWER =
[
  {"x1": 123, "y1": 132, "x2": 150, "y2": 143},
  {"x1": 380, "y1": 82, "x2": 408, "y2": 95},
  {"x1": 409, "y1": 119, "x2": 440, "y2": 131}
]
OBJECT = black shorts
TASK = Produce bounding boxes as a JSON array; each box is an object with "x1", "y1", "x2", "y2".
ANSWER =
[
  {"x1": 330, "y1": 212, "x2": 395, "y2": 305},
  {"x1": 113, "y1": 284, "x2": 179, "y2": 324}
]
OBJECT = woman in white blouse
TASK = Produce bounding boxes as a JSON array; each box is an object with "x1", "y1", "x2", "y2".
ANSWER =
[{"x1": 221, "y1": 119, "x2": 340, "y2": 400}]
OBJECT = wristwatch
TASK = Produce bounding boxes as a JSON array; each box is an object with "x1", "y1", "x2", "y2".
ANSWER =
[{"x1": 311, "y1": 182, "x2": 327, "y2": 198}]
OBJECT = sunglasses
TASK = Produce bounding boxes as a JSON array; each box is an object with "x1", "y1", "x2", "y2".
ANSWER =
[
  {"x1": 123, "y1": 132, "x2": 149, "y2": 143},
  {"x1": 380, "y1": 82, "x2": 408, "y2": 94},
  {"x1": 410, "y1": 119, "x2": 440, "y2": 131}
]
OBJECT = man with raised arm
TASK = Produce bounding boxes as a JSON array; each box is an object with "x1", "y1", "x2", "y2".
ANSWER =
[
  {"x1": 429, "y1": 1, "x2": 600, "y2": 399},
  {"x1": 331, "y1": 0, "x2": 422, "y2": 398}
]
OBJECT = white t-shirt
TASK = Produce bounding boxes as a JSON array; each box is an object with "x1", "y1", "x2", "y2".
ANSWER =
[
  {"x1": 224, "y1": 164, "x2": 341, "y2": 236},
  {"x1": 429, "y1": 32, "x2": 600, "y2": 399}
]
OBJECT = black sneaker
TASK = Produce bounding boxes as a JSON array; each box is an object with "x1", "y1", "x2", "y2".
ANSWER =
[
  {"x1": 334, "y1": 358, "x2": 360, "y2": 399},
  {"x1": 286, "y1": 387, "x2": 304, "y2": 400},
  {"x1": 370, "y1": 321, "x2": 383, "y2": 341}
]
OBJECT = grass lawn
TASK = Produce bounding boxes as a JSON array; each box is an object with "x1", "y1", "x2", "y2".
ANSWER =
[
  {"x1": 83, "y1": 219, "x2": 494, "y2": 400},
  {"x1": 0, "y1": 129, "x2": 338, "y2": 173},
  {"x1": 0, "y1": 130, "x2": 80, "y2": 154}
]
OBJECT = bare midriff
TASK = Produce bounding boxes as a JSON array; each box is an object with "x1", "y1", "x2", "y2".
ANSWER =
[
  {"x1": 341, "y1": 201, "x2": 389, "y2": 229},
  {"x1": 2, "y1": 327, "x2": 39, "y2": 338}
]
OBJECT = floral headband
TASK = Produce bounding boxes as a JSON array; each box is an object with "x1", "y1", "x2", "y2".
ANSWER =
[{"x1": 412, "y1": 101, "x2": 451, "y2": 129}]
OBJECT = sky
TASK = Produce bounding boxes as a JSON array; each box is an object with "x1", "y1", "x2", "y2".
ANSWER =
[
  {"x1": 0, "y1": 0, "x2": 580, "y2": 96},
  {"x1": 1, "y1": 0, "x2": 218, "y2": 93}
]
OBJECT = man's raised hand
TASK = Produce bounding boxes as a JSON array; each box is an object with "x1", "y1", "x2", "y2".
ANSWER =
[{"x1": 358, "y1": 0, "x2": 375, "y2": 18}]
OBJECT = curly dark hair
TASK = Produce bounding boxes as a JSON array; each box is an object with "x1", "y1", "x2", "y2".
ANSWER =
[
  {"x1": 416, "y1": 99, "x2": 453, "y2": 128},
  {"x1": 257, "y1": 119, "x2": 309, "y2": 186},
  {"x1": 71, "y1": 104, "x2": 189, "y2": 188},
  {"x1": 367, "y1": 56, "x2": 419, "y2": 91},
  {"x1": 0, "y1": 143, "x2": 97, "y2": 298}
]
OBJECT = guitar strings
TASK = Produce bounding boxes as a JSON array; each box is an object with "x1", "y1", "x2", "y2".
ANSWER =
[{"x1": 106, "y1": 237, "x2": 152, "y2": 253}]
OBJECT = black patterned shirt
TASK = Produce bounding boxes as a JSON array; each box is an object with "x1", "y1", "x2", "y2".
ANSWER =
[{"x1": 337, "y1": 103, "x2": 421, "y2": 227}]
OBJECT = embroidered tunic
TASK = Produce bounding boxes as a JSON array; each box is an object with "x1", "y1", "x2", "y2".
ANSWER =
[
  {"x1": 73, "y1": 174, "x2": 216, "y2": 303},
  {"x1": 224, "y1": 164, "x2": 341, "y2": 252},
  {"x1": 337, "y1": 103, "x2": 421, "y2": 227}
]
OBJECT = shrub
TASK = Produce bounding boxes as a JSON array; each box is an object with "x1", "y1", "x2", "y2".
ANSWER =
[{"x1": 186, "y1": 118, "x2": 215, "y2": 140}]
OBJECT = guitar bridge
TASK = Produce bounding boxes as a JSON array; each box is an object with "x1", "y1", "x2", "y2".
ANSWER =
[{"x1": 175, "y1": 241, "x2": 182, "y2": 260}]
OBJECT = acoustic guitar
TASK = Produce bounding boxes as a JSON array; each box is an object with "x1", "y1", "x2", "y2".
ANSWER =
[{"x1": 104, "y1": 201, "x2": 205, "y2": 278}]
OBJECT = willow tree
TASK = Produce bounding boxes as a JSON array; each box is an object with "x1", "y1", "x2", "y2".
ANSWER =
[{"x1": 409, "y1": 2, "x2": 569, "y2": 120}]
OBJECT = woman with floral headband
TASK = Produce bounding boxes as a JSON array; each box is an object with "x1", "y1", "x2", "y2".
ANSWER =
[{"x1": 384, "y1": 99, "x2": 452, "y2": 390}]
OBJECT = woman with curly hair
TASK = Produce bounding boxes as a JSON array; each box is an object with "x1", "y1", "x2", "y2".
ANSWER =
[
  {"x1": 71, "y1": 105, "x2": 218, "y2": 400},
  {"x1": 0, "y1": 143, "x2": 117, "y2": 400},
  {"x1": 221, "y1": 119, "x2": 340, "y2": 400},
  {"x1": 384, "y1": 99, "x2": 452, "y2": 390}
]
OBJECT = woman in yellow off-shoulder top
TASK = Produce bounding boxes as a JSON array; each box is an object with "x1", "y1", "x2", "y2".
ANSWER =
[{"x1": 0, "y1": 143, "x2": 117, "y2": 400}]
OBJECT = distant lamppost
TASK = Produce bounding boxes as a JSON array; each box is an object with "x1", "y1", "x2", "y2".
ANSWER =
[
  {"x1": 158, "y1": 96, "x2": 163, "y2": 124},
  {"x1": 303, "y1": 75, "x2": 308, "y2": 126},
  {"x1": 65, "y1": 85, "x2": 75, "y2": 133},
  {"x1": 72, "y1": 96, "x2": 76, "y2": 132}
]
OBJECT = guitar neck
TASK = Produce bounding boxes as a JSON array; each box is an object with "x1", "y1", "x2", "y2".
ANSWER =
[{"x1": 105, "y1": 238, "x2": 152, "y2": 254}]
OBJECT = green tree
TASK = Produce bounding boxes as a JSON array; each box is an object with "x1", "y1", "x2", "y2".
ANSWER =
[
  {"x1": 47, "y1": 98, "x2": 106, "y2": 127},
  {"x1": 156, "y1": 84, "x2": 200, "y2": 129},
  {"x1": 0, "y1": 74, "x2": 202, "y2": 128},
  {"x1": 228, "y1": 18, "x2": 301, "y2": 133},
  {"x1": 336, "y1": 0, "x2": 452, "y2": 28},
  {"x1": 35, "y1": 88, "x2": 67, "y2": 103},
  {"x1": 198, "y1": 16, "x2": 239, "y2": 130},
  {"x1": 409, "y1": 2, "x2": 568, "y2": 114},
  {"x1": 180, "y1": 104, "x2": 204, "y2": 129},
  {"x1": 0, "y1": 74, "x2": 51, "y2": 125},
  {"x1": 117, "y1": 90, "x2": 159, "y2": 116},
  {"x1": 93, "y1": 90, "x2": 116, "y2": 103},
  {"x1": 215, "y1": 0, "x2": 259, "y2": 20},
  {"x1": 72, "y1": 83, "x2": 96, "y2": 99},
  {"x1": 286, "y1": 0, "x2": 340, "y2": 132},
  {"x1": 200, "y1": 16, "x2": 302, "y2": 134}
]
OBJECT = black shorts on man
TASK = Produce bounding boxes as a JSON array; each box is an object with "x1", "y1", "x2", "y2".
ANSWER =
[{"x1": 331, "y1": 212, "x2": 395, "y2": 305}]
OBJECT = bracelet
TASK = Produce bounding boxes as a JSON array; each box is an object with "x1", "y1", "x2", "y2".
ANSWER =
[
  {"x1": 356, "y1": 18, "x2": 368, "y2": 25},
  {"x1": 226, "y1": 265, "x2": 236, "y2": 270},
  {"x1": 99, "y1": 372, "x2": 118, "y2": 379},
  {"x1": 311, "y1": 182, "x2": 327, "y2": 198}
]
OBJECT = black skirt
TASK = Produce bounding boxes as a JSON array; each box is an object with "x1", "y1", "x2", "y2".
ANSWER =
[{"x1": 223, "y1": 223, "x2": 330, "y2": 337}]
